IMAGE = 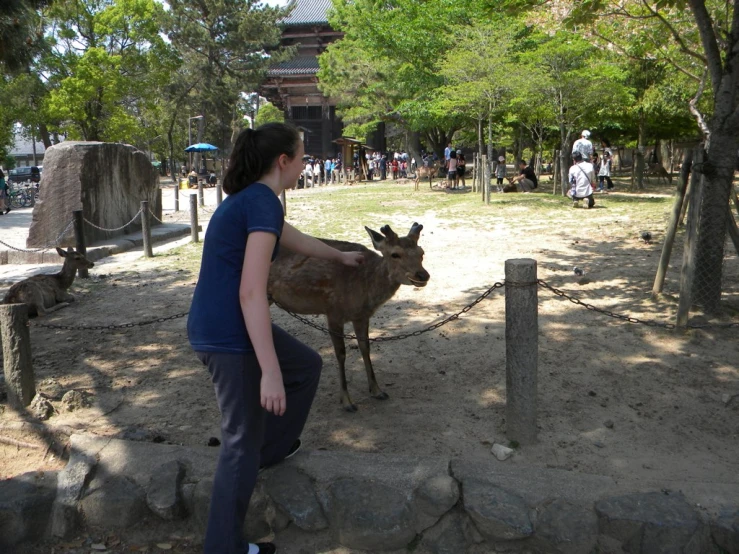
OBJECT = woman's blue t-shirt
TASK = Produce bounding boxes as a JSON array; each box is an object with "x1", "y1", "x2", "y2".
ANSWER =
[{"x1": 187, "y1": 182, "x2": 284, "y2": 353}]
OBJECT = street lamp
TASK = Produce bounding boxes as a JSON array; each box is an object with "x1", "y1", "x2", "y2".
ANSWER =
[{"x1": 188, "y1": 115, "x2": 204, "y2": 172}]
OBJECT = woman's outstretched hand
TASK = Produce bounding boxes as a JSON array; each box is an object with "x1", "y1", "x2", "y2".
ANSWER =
[
  {"x1": 261, "y1": 371, "x2": 286, "y2": 416},
  {"x1": 340, "y1": 251, "x2": 365, "y2": 267}
]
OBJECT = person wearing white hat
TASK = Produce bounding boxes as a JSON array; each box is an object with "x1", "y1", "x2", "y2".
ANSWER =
[{"x1": 572, "y1": 130, "x2": 594, "y2": 162}]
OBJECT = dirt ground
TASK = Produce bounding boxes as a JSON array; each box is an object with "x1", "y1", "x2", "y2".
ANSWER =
[{"x1": 2, "y1": 182, "x2": 738, "y2": 499}]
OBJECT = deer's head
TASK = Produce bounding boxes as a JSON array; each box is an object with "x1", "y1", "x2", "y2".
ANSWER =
[
  {"x1": 56, "y1": 247, "x2": 95, "y2": 270},
  {"x1": 365, "y1": 223, "x2": 430, "y2": 287}
]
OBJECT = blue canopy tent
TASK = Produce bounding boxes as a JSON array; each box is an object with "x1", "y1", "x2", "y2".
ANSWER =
[{"x1": 185, "y1": 143, "x2": 219, "y2": 185}]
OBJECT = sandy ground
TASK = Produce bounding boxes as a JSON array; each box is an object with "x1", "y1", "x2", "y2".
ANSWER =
[{"x1": 1, "y1": 182, "x2": 738, "y2": 509}]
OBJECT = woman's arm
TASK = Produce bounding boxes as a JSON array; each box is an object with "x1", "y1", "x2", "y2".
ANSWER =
[
  {"x1": 281, "y1": 222, "x2": 364, "y2": 266},
  {"x1": 240, "y1": 232, "x2": 285, "y2": 416}
]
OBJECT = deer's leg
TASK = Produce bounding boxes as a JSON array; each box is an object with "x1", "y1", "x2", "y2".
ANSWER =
[
  {"x1": 327, "y1": 317, "x2": 356, "y2": 412},
  {"x1": 352, "y1": 318, "x2": 388, "y2": 401}
]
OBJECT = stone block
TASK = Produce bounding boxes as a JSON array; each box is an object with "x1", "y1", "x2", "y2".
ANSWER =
[
  {"x1": 421, "y1": 510, "x2": 468, "y2": 554},
  {"x1": 462, "y1": 478, "x2": 533, "y2": 541},
  {"x1": 0, "y1": 471, "x2": 57, "y2": 549},
  {"x1": 595, "y1": 491, "x2": 704, "y2": 553},
  {"x1": 326, "y1": 478, "x2": 417, "y2": 550},
  {"x1": 146, "y1": 460, "x2": 186, "y2": 520},
  {"x1": 534, "y1": 498, "x2": 598, "y2": 554},
  {"x1": 191, "y1": 477, "x2": 212, "y2": 534},
  {"x1": 50, "y1": 449, "x2": 95, "y2": 538},
  {"x1": 79, "y1": 475, "x2": 148, "y2": 529},
  {"x1": 711, "y1": 509, "x2": 739, "y2": 554},
  {"x1": 414, "y1": 475, "x2": 460, "y2": 531},
  {"x1": 27, "y1": 141, "x2": 160, "y2": 249},
  {"x1": 266, "y1": 466, "x2": 327, "y2": 531}
]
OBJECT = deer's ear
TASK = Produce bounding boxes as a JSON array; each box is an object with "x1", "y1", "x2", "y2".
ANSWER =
[
  {"x1": 408, "y1": 222, "x2": 423, "y2": 243},
  {"x1": 56, "y1": 247, "x2": 67, "y2": 257},
  {"x1": 365, "y1": 226, "x2": 385, "y2": 250}
]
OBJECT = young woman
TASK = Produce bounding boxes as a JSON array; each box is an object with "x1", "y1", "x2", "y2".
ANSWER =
[
  {"x1": 188, "y1": 123, "x2": 364, "y2": 554},
  {"x1": 456, "y1": 151, "x2": 466, "y2": 188},
  {"x1": 447, "y1": 150, "x2": 458, "y2": 189}
]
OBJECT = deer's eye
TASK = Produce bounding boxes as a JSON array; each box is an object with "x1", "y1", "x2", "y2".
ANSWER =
[{"x1": 391, "y1": 253, "x2": 401, "y2": 259}]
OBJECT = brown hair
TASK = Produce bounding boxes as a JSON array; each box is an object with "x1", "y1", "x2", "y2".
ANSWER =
[{"x1": 222, "y1": 123, "x2": 301, "y2": 195}]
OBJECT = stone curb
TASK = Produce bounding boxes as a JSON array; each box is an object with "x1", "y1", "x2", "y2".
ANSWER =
[
  {"x1": 1, "y1": 434, "x2": 737, "y2": 553},
  {"x1": 0, "y1": 223, "x2": 194, "y2": 265}
]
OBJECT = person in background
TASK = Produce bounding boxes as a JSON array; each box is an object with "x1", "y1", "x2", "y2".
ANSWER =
[
  {"x1": 568, "y1": 151, "x2": 596, "y2": 208},
  {"x1": 447, "y1": 150, "x2": 458, "y2": 189},
  {"x1": 188, "y1": 123, "x2": 365, "y2": 554},
  {"x1": 325, "y1": 158, "x2": 332, "y2": 184},
  {"x1": 598, "y1": 150, "x2": 613, "y2": 192},
  {"x1": 0, "y1": 168, "x2": 8, "y2": 214},
  {"x1": 572, "y1": 130, "x2": 594, "y2": 162},
  {"x1": 496, "y1": 155, "x2": 507, "y2": 192},
  {"x1": 456, "y1": 150, "x2": 466, "y2": 189},
  {"x1": 510, "y1": 159, "x2": 537, "y2": 192}
]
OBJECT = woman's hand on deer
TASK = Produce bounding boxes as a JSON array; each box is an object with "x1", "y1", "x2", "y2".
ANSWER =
[
  {"x1": 261, "y1": 370, "x2": 286, "y2": 416},
  {"x1": 339, "y1": 251, "x2": 365, "y2": 267}
]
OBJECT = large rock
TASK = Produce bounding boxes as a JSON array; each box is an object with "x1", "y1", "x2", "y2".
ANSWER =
[
  {"x1": 534, "y1": 498, "x2": 598, "y2": 554},
  {"x1": 711, "y1": 509, "x2": 739, "y2": 553},
  {"x1": 50, "y1": 449, "x2": 95, "y2": 538},
  {"x1": 0, "y1": 471, "x2": 58, "y2": 548},
  {"x1": 326, "y1": 478, "x2": 417, "y2": 550},
  {"x1": 266, "y1": 466, "x2": 327, "y2": 532},
  {"x1": 79, "y1": 475, "x2": 148, "y2": 529},
  {"x1": 27, "y1": 141, "x2": 161, "y2": 248},
  {"x1": 595, "y1": 491, "x2": 705, "y2": 553},
  {"x1": 146, "y1": 460, "x2": 186, "y2": 520},
  {"x1": 414, "y1": 475, "x2": 460, "y2": 531},
  {"x1": 462, "y1": 479, "x2": 533, "y2": 541}
]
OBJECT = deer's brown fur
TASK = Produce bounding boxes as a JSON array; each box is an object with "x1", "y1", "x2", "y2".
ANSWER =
[
  {"x1": 645, "y1": 163, "x2": 672, "y2": 185},
  {"x1": 268, "y1": 223, "x2": 430, "y2": 412},
  {"x1": 414, "y1": 162, "x2": 442, "y2": 191},
  {"x1": 3, "y1": 247, "x2": 94, "y2": 317}
]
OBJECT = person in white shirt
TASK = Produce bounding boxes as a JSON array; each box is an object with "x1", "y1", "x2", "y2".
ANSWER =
[
  {"x1": 568, "y1": 151, "x2": 596, "y2": 208},
  {"x1": 572, "y1": 130, "x2": 594, "y2": 162}
]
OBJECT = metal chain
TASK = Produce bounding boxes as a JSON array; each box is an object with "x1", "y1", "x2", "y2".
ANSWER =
[
  {"x1": 273, "y1": 282, "x2": 506, "y2": 342},
  {"x1": 83, "y1": 209, "x2": 142, "y2": 232},
  {"x1": 0, "y1": 219, "x2": 75, "y2": 253},
  {"x1": 536, "y1": 280, "x2": 739, "y2": 330},
  {"x1": 30, "y1": 311, "x2": 188, "y2": 331}
]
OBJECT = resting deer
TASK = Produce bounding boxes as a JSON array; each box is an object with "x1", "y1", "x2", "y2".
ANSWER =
[
  {"x1": 645, "y1": 163, "x2": 672, "y2": 185},
  {"x1": 268, "y1": 223, "x2": 430, "y2": 412},
  {"x1": 3, "y1": 247, "x2": 94, "y2": 317},
  {"x1": 414, "y1": 161, "x2": 442, "y2": 191}
]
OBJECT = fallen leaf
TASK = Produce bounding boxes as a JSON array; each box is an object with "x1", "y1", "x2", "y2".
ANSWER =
[
  {"x1": 91, "y1": 544, "x2": 107, "y2": 551},
  {"x1": 156, "y1": 544, "x2": 173, "y2": 551}
]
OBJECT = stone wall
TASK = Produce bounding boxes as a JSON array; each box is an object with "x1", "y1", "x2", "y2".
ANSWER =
[
  {"x1": 1, "y1": 434, "x2": 738, "y2": 553},
  {"x1": 27, "y1": 142, "x2": 162, "y2": 249}
]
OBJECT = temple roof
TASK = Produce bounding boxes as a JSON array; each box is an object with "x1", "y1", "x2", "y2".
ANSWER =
[
  {"x1": 267, "y1": 55, "x2": 320, "y2": 76},
  {"x1": 280, "y1": 0, "x2": 333, "y2": 26}
]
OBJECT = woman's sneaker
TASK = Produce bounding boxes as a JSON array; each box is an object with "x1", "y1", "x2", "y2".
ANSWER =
[{"x1": 246, "y1": 542, "x2": 276, "y2": 554}]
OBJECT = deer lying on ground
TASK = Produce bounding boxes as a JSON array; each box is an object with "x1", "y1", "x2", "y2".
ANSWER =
[
  {"x1": 3, "y1": 247, "x2": 94, "y2": 317},
  {"x1": 414, "y1": 161, "x2": 443, "y2": 191},
  {"x1": 268, "y1": 223, "x2": 430, "y2": 412},
  {"x1": 645, "y1": 163, "x2": 672, "y2": 185}
]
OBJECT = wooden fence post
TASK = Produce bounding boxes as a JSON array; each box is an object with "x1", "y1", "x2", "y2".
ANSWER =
[
  {"x1": 0, "y1": 304, "x2": 35, "y2": 408},
  {"x1": 72, "y1": 210, "x2": 88, "y2": 279},
  {"x1": 676, "y1": 149, "x2": 704, "y2": 328},
  {"x1": 141, "y1": 200, "x2": 153, "y2": 258},
  {"x1": 190, "y1": 194, "x2": 199, "y2": 243},
  {"x1": 505, "y1": 258, "x2": 538, "y2": 445}
]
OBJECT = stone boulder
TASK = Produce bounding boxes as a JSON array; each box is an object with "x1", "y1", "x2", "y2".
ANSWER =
[
  {"x1": 28, "y1": 141, "x2": 161, "y2": 248},
  {"x1": 0, "y1": 471, "x2": 58, "y2": 549}
]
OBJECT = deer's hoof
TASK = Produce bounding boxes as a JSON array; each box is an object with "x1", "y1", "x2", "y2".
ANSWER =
[
  {"x1": 373, "y1": 391, "x2": 390, "y2": 401},
  {"x1": 343, "y1": 403, "x2": 358, "y2": 413}
]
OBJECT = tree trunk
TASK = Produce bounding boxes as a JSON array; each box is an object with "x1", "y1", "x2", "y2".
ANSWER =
[
  {"x1": 692, "y1": 132, "x2": 737, "y2": 312},
  {"x1": 559, "y1": 123, "x2": 570, "y2": 196},
  {"x1": 38, "y1": 123, "x2": 52, "y2": 149}
]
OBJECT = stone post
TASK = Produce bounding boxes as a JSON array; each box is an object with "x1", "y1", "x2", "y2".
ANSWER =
[
  {"x1": 72, "y1": 210, "x2": 88, "y2": 279},
  {"x1": 190, "y1": 194, "x2": 199, "y2": 243},
  {"x1": 141, "y1": 201, "x2": 153, "y2": 258},
  {"x1": 505, "y1": 259, "x2": 538, "y2": 445},
  {"x1": 197, "y1": 180, "x2": 204, "y2": 208},
  {"x1": 216, "y1": 183, "x2": 223, "y2": 206},
  {"x1": 0, "y1": 304, "x2": 35, "y2": 408},
  {"x1": 174, "y1": 184, "x2": 179, "y2": 212}
]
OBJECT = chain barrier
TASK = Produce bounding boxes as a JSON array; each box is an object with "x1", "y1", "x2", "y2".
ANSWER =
[
  {"x1": 272, "y1": 282, "x2": 506, "y2": 342},
  {"x1": 30, "y1": 311, "x2": 188, "y2": 331},
  {"x1": 0, "y1": 219, "x2": 75, "y2": 253},
  {"x1": 536, "y1": 280, "x2": 739, "y2": 330},
  {"x1": 25, "y1": 279, "x2": 739, "y2": 335},
  {"x1": 83, "y1": 209, "x2": 142, "y2": 232}
]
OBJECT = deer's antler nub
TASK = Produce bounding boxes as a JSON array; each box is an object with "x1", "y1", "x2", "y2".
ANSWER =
[
  {"x1": 408, "y1": 222, "x2": 423, "y2": 243},
  {"x1": 380, "y1": 225, "x2": 399, "y2": 242}
]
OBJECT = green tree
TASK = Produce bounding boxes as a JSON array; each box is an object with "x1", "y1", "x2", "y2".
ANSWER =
[
  {"x1": 0, "y1": 0, "x2": 51, "y2": 73},
  {"x1": 255, "y1": 102, "x2": 284, "y2": 127}
]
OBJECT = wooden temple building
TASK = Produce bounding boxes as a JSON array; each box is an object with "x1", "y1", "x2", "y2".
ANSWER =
[{"x1": 261, "y1": 0, "x2": 345, "y2": 158}]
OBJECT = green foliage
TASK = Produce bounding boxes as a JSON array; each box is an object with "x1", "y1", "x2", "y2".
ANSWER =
[{"x1": 255, "y1": 102, "x2": 285, "y2": 127}]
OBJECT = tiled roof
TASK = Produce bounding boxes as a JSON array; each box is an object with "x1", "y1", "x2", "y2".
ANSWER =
[
  {"x1": 280, "y1": 0, "x2": 333, "y2": 26},
  {"x1": 268, "y1": 56, "x2": 320, "y2": 76}
]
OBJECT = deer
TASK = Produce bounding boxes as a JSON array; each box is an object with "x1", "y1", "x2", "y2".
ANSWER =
[
  {"x1": 3, "y1": 247, "x2": 95, "y2": 317},
  {"x1": 644, "y1": 163, "x2": 672, "y2": 185},
  {"x1": 268, "y1": 223, "x2": 430, "y2": 412},
  {"x1": 414, "y1": 161, "x2": 442, "y2": 191}
]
